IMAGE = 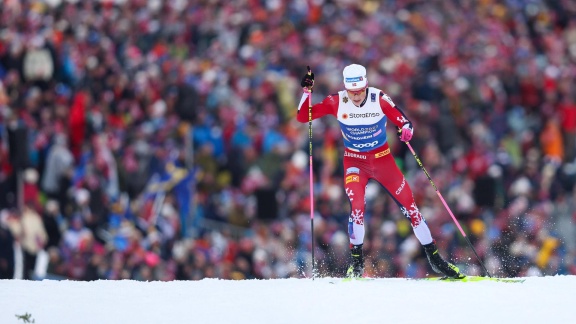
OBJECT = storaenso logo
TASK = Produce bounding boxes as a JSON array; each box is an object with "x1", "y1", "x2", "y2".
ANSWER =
[
  {"x1": 352, "y1": 141, "x2": 378, "y2": 149},
  {"x1": 345, "y1": 76, "x2": 363, "y2": 82},
  {"x1": 348, "y1": 112, "x2": 380, "y2": 118}
]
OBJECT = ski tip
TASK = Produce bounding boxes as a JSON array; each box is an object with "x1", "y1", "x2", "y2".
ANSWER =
[{"x1": 410, "y1": 275, "x2": 525, "y2": 283}]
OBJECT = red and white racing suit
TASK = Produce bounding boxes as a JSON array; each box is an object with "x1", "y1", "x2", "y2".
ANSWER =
[{"x1": 297, "y1": 88, "x2": 433, "y2": 246}]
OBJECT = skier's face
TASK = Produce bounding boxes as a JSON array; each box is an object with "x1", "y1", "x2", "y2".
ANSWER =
[{"x1": 346, "y1": 86, "x2": 367, "y2": 106}]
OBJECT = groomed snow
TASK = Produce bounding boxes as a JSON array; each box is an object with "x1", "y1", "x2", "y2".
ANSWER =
[{"x1": 1, "y1": 276, "x2": 572, "y2": 324}]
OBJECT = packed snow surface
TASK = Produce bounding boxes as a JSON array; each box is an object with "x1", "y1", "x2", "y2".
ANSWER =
[{"x1": 1, "y1": 276, "x2": 573, "y2": 324}]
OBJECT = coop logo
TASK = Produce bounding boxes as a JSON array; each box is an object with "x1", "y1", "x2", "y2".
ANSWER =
[
  {"x1": 352, "y1": 141, "x2": 379, "y2": 149},
  {"x1": 395, "y1": 177, "x2": 406, "y2": 195}
]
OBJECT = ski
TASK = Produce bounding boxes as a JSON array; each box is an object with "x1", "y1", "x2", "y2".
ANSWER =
[
  {"x1": 328, "y1": 277, "x2": 375, "y2": 284},
  {"x1": 410, "y1": 276, "x2": 526, "y2": 283},
  {"x1": 326, "y1": 276, "x2": 525, "y2": 284}
]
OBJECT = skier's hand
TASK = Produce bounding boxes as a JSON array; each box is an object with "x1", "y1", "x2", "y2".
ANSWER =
[
  {"x1": 301, "y1": 66, "x2": 314, "y2": 91},
  {"x1": 398, "y1": 122, "x2": 413, "y2": 142}
]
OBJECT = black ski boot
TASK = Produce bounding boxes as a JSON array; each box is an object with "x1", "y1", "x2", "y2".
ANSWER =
[
  {"x1": 346, "y1": 244, "x2": 364, "y2": 278},
  {"x1": 423, "y1": 241, "x2": 465, "y2": 279}
]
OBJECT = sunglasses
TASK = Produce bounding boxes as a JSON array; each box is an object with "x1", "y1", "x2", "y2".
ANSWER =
[{"x1": 346, "y1": 87, "x2": 367, "y2": 96}]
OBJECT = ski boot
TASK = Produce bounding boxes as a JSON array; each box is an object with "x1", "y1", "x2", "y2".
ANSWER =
[
  {"x1": 346, "y1": 244, "x2": 364, "y2": 278},
  {"x1": 423, "y1": 241, "x2": 465, "y2": 279}
]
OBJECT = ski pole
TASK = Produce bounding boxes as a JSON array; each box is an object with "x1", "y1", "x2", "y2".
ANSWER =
[
  {"x1": 306, "y1": 66, "x2": 315, "y2": 279},
  {"x1": 404, "y1": 141, "x2": 492, "y2": 277}
]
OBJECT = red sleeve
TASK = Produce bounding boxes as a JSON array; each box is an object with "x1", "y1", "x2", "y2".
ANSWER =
[
  {"x1": 379, "y1": 91, "x2": 410, "y2": 128},
  {"x1": 296, "y1": 93, "x2": 339, "y2": 123}
]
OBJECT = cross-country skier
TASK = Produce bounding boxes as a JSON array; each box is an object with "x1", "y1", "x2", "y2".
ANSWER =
[{"x1": 296, "y1": 64, "x2": 465, "y2": 279}]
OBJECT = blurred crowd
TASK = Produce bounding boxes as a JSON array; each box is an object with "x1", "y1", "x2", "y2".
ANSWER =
[{"x1": 1, "y1": 0, "x2": 576, "y2": 281}]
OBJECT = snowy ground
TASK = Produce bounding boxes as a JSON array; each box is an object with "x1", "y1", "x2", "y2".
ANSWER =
[{"x1": 1, "y1": 276, "x2": 573, "y2": 324}]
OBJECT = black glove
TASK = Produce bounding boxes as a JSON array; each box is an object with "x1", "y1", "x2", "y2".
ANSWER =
[{"x1": 300, "y1": 66, "x2": 314, "y2": 89}]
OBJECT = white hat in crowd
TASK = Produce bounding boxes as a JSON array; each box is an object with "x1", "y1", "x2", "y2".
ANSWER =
[{"x1": 342, "y1": 64, "x2": 367, "y2": 90}]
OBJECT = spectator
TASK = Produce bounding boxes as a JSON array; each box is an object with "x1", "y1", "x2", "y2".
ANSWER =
[
  {"x1": 42, "y1": 200, "x2": 62, "y2": 250},
  {"x1": 0, "y1": 210, "x2": 15, "y2": 279},
  {"x1": 41, "y1": 133, "x2": 73, "y2": 202},
  {"x1": 0, "y1": 0, "x2": 575, "y2": 281},
  {"x1": 19, "y1": 203, "x2": 47, "y2": 279}
]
